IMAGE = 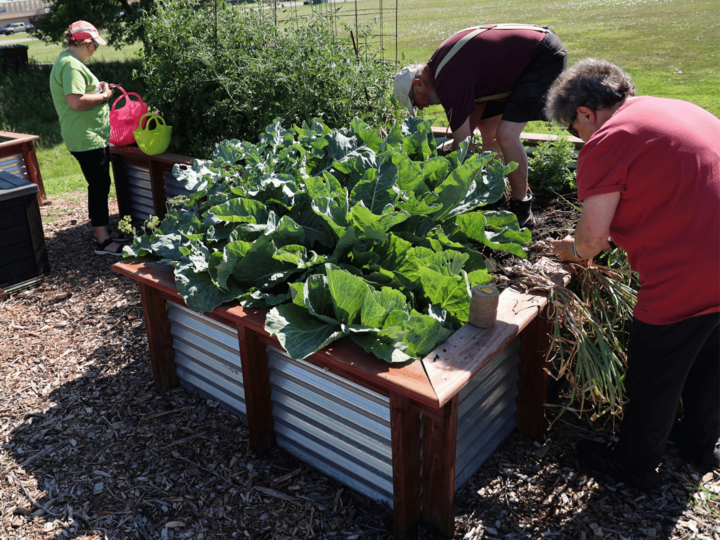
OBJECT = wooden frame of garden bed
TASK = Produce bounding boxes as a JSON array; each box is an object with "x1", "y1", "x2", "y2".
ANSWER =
[
  {"x1": 113, "y1": 259, "x2": 570, "y2": 538},
  {"x1": 109, "y1": 146, "x2": 193, "y2": 224},
  {"x1": 0, "y1": 131, "x2": 46, "y2": 207}
]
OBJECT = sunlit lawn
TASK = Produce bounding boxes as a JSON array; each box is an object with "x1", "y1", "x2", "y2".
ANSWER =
[
  {"x1": 16, "y1": 0, "x2": 720, "y2": 198},
  {"x1": 27, "y1": 38, "x2": 143, "y2": 64},
  {"x1": 275, "y1": 0, "x2": 720, "y2": 131}
]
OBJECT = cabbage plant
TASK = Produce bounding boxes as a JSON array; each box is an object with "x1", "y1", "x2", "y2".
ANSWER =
[{"x1": 123, "y1": 117, "x2": 531, "y2": 363}]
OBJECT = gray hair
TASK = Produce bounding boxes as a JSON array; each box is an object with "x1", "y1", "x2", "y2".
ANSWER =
[
  {"x1": 544, "y1": 58, "x2": 637, "y2": 126},
  {"x1": 406, "y1": 63, "x2": 425, "y2": 78}
]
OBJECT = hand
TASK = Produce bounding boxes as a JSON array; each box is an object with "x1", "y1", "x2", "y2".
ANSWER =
[
  {"x1": 549, "y1": 235, "x2": 586, "y2": 263},
  {"x1": 437, "y1": 139, "x2": 454, "y2": 153},
  {"x1": 100, "y1": 82, "x2": 112, "y2": 99}
]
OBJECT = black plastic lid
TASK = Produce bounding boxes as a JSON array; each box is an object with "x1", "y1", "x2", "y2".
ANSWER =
[{"x1": 0, "y1": 170, "x2": 38, "y2": 201}]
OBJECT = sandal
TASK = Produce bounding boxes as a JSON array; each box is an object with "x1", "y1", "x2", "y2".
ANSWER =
[
  {"x1": 95, "y1": 238, "x2": 124, "y2": 257},
  {"x1": 107, "y1": 226, "x2": 131, "y2": 243}
]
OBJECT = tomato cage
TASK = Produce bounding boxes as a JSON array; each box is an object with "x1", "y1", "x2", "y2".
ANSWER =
[{"x1": 238, "y1": 0, "x2": 399, "y2": 64}]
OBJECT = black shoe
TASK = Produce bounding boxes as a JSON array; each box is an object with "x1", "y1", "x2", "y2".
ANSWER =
[
  {"x1": 107, "y1": 226, "x2": 131, "y2": 242},
  {"x1": 668, "y1": 421, "x2": 720, "y2": 470},
  {"x1": 577, "y1": 439, "x2": 661, "y2": 490},
  {"x1": 95, "y1": 238, "x2": 124, "y2": 257},
  {"x1": 508, "y1": 194, "x2": 534, "y2": 228}
]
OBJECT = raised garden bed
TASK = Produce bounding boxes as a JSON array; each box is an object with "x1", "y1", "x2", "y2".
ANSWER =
[
  {"x1": 0, "y1": 131, "x2": 46, "y2": 208},
  {"x1": 110, "y1": 146, "x2": 193, "y2": 224},
  {"x1": 113, "y1": 258, "x2": 570, "y2": 538}
]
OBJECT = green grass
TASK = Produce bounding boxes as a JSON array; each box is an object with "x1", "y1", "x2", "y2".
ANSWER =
[
  {"x1": 26, "y1": 39, "x2": 143, "y2": 64},
  {"x1": 395, "y1": 0, "x2": 719, "y2": 128},
  {"x1": 0, "y1": 33, "x2": 31, "y2": 41},
  {"x1": 5, "y1": 0, "x2": 719, "y2": 201}
]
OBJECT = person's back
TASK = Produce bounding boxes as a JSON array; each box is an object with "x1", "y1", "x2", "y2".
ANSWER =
[{"x1": 576, "y1": 95, "x2": 720, "y2": 324}]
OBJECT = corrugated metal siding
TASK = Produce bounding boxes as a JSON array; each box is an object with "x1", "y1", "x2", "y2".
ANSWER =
[
  {"x1": 267, "y1": 347, "x2": 394, "y2": 506},
  {"x1": 167, "y1": 302, "x2": 247, "y2": 420},
  {"x1": 123, "y1": 163, "x2": 154, "y2": 223},
  {"x1": 162, "y1": 301, "x2": 521, "y2": 502},
  {"x1": 0, "y1": 154, "x2": 29, "y2": 181},
  {"x1": 164, "y1": 170, "x2": 191, "y2": 199},
  {"x1": 454, "y1": 337, "x2": 520, "y2": 490}
]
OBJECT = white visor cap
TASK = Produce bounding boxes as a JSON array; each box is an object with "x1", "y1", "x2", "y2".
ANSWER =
[{"x1": 393, "y1": 66, "x2": 417, "y2": 117}]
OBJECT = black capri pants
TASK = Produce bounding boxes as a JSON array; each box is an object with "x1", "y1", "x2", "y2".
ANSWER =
[{"x1": 70, "y1": 146, "x2": 112, "y2": 228}]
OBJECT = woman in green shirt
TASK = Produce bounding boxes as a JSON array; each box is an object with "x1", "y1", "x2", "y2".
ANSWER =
[{"x1": 49, "y1": 21, "x2": 129, "y2": 256}]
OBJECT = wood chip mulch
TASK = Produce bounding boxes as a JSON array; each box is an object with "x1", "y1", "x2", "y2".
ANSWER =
[{"x1": 1, "y1": 195, "x2": 718, "y2": 540}]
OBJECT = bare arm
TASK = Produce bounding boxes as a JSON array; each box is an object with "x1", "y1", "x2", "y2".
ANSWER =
[
  {"x1": 451, "y1": 118, "x2": 472, "y2": 151},
  {"x1": 66, "y1": 82, "x2": 112, "y2": 111},
  {"x1": 550, "y1": 191, "x2": 622, "y2": 261}
]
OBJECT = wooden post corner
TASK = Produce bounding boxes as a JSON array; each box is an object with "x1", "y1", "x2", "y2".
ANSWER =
[
  {"x1": 237, "y1": 326, "x2": 276, "y2": 454},
  {"x1": 138, "y1": 283, "x2": 178, "y2": 393},
  {"x1": 516, "y1": 305, "x2": 554, "y2": 441},
  {"x1": 390, "y1": 392, "x2": 422, "y2": 539}
]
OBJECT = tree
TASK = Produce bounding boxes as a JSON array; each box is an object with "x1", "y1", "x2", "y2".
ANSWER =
[{"x1": 34, "y1": 0, "x2": 156, "y2": 47}]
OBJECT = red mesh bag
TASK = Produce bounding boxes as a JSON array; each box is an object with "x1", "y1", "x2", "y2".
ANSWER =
[{"x1": 109, "y1": 85, "x2": 148, "y2": 146}]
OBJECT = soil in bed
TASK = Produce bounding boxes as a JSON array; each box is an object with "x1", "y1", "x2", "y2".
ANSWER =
[{"x1": 1, "y1": 195, "x2": 718, "y2": 540}]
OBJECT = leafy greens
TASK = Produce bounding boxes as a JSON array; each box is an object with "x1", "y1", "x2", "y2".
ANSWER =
[{"x1": 124, "y1": 117, "x2": 530, "y2": 363}]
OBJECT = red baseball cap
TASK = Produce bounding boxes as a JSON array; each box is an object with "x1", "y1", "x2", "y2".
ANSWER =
[{"x1": 68, "y1": 21, "x2": 107, "y2": 46}]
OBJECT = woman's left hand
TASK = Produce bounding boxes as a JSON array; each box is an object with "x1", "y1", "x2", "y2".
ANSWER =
[{"x1": 549, "y1": 235, "x2": 587, "y2": 262}]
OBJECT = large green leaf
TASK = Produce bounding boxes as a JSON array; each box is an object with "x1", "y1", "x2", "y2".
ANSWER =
[
  {"x1": 351, "y1": 333, "x2": 413, "y2": 363},
  {"x1": 361, "y1": 287, "x2": 408, "y2": 328},
  {"x1": 349, "y1": 205, "x2": 409, "y2": 234},
  {"x1": 350, "y1": 118, "x2": 383, "y2": 153},
  {"x1": 206, "y1": 197, "x2": 268, "y2": 224},
  {"x1": 326, "y1": 267, "x2": 370, "y2": 326},
  {"x1": 288, "y1": 197, "x2": 335, "y2": 249},
  {"x1": 311, "y1": 193, "x2": 350, "y2": 237},
  {"x1": 175, "y1": 259, "x2": 241, "y2": 312},
  {"x1": 265, "y1": 304, "x2": 347, "y2": 360},
  {"x1": 452, "y1": 211, "x2": 531, "y2": 258},
  {"x1": 332, "y1": 149, "x2": 377, "y2": 192},
  {"x1": 304, "y1": 274, "x2": 339, "y2": 326},
  {"x1": 216, "y1": 240, "x2": 252, "y2": 290},
  {"x1": 420, "y1": 156, "x2": 450, "y2": 189},
  {"x1": 349, "y1": 161, "x2": 398, "y2": 213},
  {"x1": 416, "y1": 266, "x2": 471, "y2": 326},
  {"x1": 401, "y1": 312, "x2": 454, "y2": 357},
  {"x1": 429, "y1": 155, "x2": 488, "y2": 222},
  {"x1": 237, "y1": 289, "x2": 292, "y2": 309},
  {"x1": 372, "y1": 233, "x2": 413, "y2": 272},
  {"x1": 396, "y1": 191, "x2": 442, "y2": 216}
]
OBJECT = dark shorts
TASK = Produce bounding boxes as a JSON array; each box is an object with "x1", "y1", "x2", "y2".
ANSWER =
[{"x1": 481, "y1": 31, "x2": 567, "y2": 122}]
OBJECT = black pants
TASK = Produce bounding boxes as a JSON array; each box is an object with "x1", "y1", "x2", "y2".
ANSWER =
[
  {"x1": 618, "y1": 312, "x2": 720, "y2": 471},
  {"x1": 70, "y1": 146, "x2": 111, "y2": 228}
]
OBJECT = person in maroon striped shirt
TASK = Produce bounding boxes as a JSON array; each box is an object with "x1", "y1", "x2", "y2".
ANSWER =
[{"x1": 393, "y1": 24, "x2": 567, "y2": 227}]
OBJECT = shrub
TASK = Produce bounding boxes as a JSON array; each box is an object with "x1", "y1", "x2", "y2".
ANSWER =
[
  {"x1": 527, "y1": 135, "x2": 576, "y2": 200},
  {"x1": 137, "y1": 1, "x2": 403, "y2": 157}
]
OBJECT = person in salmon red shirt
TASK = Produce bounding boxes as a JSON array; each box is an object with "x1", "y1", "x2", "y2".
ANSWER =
[
  {"x1": 392, "y1": 24, "x2": 567, "y2": 227},
  {"x1": 545, "y1": 58, "x2": 720, "y2": 489}
]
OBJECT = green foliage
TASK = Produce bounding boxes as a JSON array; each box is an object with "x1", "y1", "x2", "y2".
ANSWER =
[
  {"x1": 34, "y1": 0, "x2": 155, "y2": 48},
  {"x1": 125, "y1": 117, "x2": 531, "y2": 363},
  {"x1": 527, "y1": 136, "x2": 576, "y2": 200},
  {"x1": 138, "y1": 0, "x2": 404, "y2": 157}
]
